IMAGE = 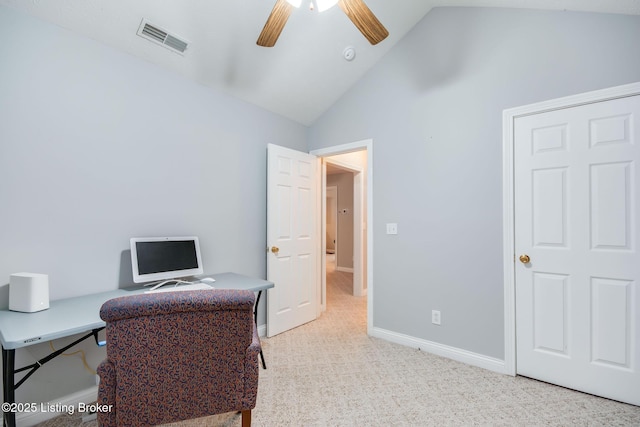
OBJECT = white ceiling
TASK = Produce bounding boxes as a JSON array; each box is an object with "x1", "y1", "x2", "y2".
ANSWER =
[{"x1": 2, "y1": 0, "x2": 639, "y2": 125}]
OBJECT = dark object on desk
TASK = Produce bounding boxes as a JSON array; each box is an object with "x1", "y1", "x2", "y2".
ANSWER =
[
  {"x1": 96, "y1": 289, "x2": 260, "y2": 427},
  {"x1": 130, "y1": 236, "x2": 203, "y2": 284}
]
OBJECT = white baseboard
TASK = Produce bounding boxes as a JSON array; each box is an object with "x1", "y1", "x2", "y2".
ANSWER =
[
  {"x1": 336, "y1": 266, "x2": 354, "y2": 273},
  {"x1": 16, "y1": 386, "x2": 98, "y2": 427},
  {"x1": 258, "y1": 323, "x2": 266, "y2": 337},
  {"x1": 370, "y1": 327, "x2": 508, "y2": 375},
  {"x1": 355, "y1": 288, "x2": 368, "y2": 297}
]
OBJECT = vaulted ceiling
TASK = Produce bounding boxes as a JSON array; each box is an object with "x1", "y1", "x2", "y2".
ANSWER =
[{"x1": 2, "y1": 0, "x2": 638, "y2": 125}]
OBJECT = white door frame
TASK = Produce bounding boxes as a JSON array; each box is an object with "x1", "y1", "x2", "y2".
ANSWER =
[
  {"x1": 311, "y1": 139, "x2": 373, "y2": 334},
  {"x1": 502, "y1": 81, "x2": 640, "y2": 376},
  {"x1": 321, "y1": 184, "x2": 339, "y2": 313},
  {"x1": 326, "y1": 185, "x2": 338, "y2": 258}
]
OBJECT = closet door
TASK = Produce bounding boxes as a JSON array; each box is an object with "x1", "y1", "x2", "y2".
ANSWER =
[{"x1": 514, "y1": 95, "x2": 640, "y2": 406}]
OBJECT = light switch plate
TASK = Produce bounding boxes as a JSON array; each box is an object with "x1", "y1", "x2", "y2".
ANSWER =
[{"x1": 386, "y1": 223, "x2": 398, "y2": 235}]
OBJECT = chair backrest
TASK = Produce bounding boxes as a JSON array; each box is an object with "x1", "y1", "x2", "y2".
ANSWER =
[{"x1": 99, "y1": 289, "x2": 255, "y2": 426}]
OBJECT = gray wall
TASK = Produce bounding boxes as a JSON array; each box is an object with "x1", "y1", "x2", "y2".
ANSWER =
[
  {"x1": 0, "y1": 5, "x2": 306, "y2": 404},
  {"x1": 308, "y1": 8, "x2": 640, "y2": 359}
]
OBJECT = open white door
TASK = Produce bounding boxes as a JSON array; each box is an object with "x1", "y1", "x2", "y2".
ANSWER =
[
  {"x1": 514, "y1": 94, "x2": 640, "y2": 405},
  {"x1": 266, "y1": 144, "x2": 318, "y2": 337}
]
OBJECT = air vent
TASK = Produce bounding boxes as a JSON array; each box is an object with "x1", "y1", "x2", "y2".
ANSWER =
[{"x1": 137, "y1": 19, "x2": 189, "y2": 55}]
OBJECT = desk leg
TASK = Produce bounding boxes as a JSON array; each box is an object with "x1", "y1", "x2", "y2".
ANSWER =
[
  {"x1": 2, "y1": 347, "x2": 16, "y2": 427},
  {"x1": 254, "y1": 290, "x2": 267, "y2": 369}
]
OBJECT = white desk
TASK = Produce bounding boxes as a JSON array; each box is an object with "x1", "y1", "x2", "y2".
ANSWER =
[{"x1": 0, "y1": 272, "x2": 273, "y2": 427}]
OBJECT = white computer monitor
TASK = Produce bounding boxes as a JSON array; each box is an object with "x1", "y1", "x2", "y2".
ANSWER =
[{"x1": 130, "y1": 236, "x2": 203, "y2": 284}]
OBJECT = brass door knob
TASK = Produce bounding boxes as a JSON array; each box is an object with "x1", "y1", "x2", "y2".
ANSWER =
[
  {"x1": 271, "y1": 246, "x2": 280, "y2": 254},
  {"x1": 519, "y1": 254, "x2": 530, "y2": 264}
]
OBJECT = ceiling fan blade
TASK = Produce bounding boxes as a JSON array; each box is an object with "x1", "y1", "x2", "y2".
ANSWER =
[
  {"x1": 257, "y1": 0, "x2": 294, "y2": 47},
  {"x1": 338, "y1": 0, "x2": 389, "y2": 45}
]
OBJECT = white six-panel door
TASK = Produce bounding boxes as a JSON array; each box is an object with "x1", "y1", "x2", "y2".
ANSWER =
[
  {"x1": 266, "y1": 143, "x2": 318, "y2": 337},
  {"x1": 514, "y1": 95, "x2": 640, "y2": 405}
]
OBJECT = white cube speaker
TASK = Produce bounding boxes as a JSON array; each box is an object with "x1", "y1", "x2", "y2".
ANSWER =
[{"x1": 9, "y1": 273, "x2": 50, "y2": 313}]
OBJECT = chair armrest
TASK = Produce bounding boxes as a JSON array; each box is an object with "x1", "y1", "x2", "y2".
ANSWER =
[
  {"x1": 96, "y1": 360, "x2": 117, "y2": 427},
  {"x1": 249, "y1": 322, "x2": 262, "y2": 355},
  {"x1": 242, "y1": 324, "x2": 262, "y2": 409}
]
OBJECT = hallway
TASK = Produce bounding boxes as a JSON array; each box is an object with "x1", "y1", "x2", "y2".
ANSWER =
[{"x1": 325, "y1": 253, "x2": 366, "y2": 327}]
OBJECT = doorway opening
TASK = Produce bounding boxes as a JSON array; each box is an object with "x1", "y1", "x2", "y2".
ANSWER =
[
  {"x1": 311, "y1": 139, "x2": 373, "y2": 334},
  {"x1": 326, "y1": 186, "x2": 337, "y2": 257}
]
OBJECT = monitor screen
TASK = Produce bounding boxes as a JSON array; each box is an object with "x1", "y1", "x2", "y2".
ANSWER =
[{"x1": 130, "y1": 236, "x2": 203, "y2": 283}]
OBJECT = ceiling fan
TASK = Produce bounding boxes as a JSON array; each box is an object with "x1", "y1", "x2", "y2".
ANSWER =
[{"x1": 257, "y1": 0, "x2": 388, "y2": 47}]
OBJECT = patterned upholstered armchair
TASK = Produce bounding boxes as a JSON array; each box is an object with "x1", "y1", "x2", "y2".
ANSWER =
[{"x1": 96, "y1": 289, "x2": 260, "y2": 427}]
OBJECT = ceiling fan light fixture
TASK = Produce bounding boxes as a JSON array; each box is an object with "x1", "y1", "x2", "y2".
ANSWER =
[
  {"x1": 258, "y1": 0, "x2": 388, "y2": 47},
  {"x1": 316, "y1": 0, "x2": 338, "y2": 12}
]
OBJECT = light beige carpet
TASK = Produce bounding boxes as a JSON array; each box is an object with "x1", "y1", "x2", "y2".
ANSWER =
[{"x1": 38, "y1": 267, "x2": 640, "y2": 426}]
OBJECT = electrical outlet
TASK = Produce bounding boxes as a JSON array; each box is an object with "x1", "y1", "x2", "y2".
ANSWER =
[{"x1": 432, "y1": 310, "x2": 441, "y2": 325}]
